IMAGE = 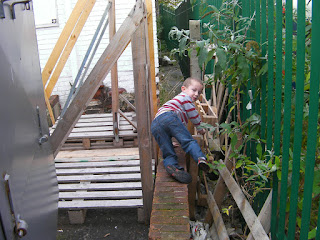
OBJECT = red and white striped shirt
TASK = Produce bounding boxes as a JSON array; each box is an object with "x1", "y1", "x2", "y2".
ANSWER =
[{"x1": 155, "y1": 92, "x2": 202, "y2": 129}]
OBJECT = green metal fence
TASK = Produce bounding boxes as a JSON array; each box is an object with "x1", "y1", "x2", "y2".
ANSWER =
[{"x1": 160, "y1": 0, "x2": 319, "y2": 238}]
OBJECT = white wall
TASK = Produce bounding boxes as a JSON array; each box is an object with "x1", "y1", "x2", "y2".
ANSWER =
[{"x1": 34, "y1": 0, "x2": 158, "y2": 107}]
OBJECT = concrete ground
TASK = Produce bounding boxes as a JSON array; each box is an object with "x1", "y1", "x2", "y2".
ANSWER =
[{"x1": 56, "y1": 208, "x2": 149, "y2": 240}]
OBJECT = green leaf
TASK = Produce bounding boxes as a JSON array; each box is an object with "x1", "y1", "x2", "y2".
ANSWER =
[
  {"x1": 216, "y1": 47, "x2": 227, "y2": 70},
  {"x1": 256, "y1": 143, "x2": 262, "y2": 159}
]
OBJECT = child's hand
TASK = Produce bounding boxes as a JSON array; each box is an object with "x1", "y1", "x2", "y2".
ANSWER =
[{"x1": 197, "y1": 128, "x2": 206, "y2": 135}]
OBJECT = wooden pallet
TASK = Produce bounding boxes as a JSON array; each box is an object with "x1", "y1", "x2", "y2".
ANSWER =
[
  {"x1": 55, "y1": 148, "x2": 148, "y2": 224},
  {"x1": 51, "y1": 112, "x2": 137, "y2": 150}
]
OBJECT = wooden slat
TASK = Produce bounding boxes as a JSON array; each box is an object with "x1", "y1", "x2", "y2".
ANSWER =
[
  {"x1": 55, "y1": 148, "x2": 139, "y2": 158},
  {"x1": 45, "y1": 0, "x2": 96, "y2": 96},
  {"x1": 55, "y1": 160, "x2": 140, "y2": 168},
  {"x1": 207, "y1": 191, "x2": 230, "y2": 240},
  {"x1": 58, "y1": 182, "x2": 142, "y2": 191},
  {"x1": 58, "y1": 199, "x2": 143, "y2": 208},
  {"x1": 79, "y1": 112, "x2": 134, "y2": 118},
  {"x1": 66, "y1": 130, "x2": 136, "y2": 139},
  {"x1": 247, "y1": 190, "x2": 272, "y2": 240},
  {"x1": 56, "y1": 166, "x2": 141, "y2": 174},
  {"x1": 77, "y1": 117, "x2": 132, "y2": 123},
  {"x1": 42, "y1": 0, "x2": 88, "y2": 85},
  {"x1": 59, "y1": 190, "x2": 143, "y2": 199},
  {"x1": 55, "y1": 155, "x2": 140, "y2": 162},
  {"x1": 50, "y1": 0, "x2": 146, "y2": 157},
  {"x1": 57, "y1": 173, "x2": 141, "y2": 182},
  {"x1": 218, "y1": 161, "x2": 269, "y2": 240}
]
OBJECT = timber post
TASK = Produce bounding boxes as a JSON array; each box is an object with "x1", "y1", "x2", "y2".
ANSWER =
[{"x1": 131, "y1": 9, "x2": 154, "y2": 223}]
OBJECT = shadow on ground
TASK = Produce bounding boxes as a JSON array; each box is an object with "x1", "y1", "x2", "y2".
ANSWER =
[{"x1": 56, "y1": 208, "x2": 149, "y2": 240}]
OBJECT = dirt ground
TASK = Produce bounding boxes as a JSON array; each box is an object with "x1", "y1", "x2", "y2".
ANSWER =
[{"x1": 56, "y1": 208, "x2": 149, "y2": 240}]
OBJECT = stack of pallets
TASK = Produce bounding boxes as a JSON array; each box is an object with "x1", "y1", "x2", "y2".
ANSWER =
[
  {"x1": 51, "y1": 112, "x2": 137, "y2": 150},
  {"x1": 55, "y1": 148, "x2": 146, "y2": 224}
]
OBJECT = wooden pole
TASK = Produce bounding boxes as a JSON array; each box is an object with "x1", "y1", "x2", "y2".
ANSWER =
[
  {"x1": 45, "y1": 0, "x2": 96, "y2": 97},
  {"x1": 41, "y1": 0, "x2": 88, "y2": 86},
  {"x1": 109, "y1": 0, "x2": 120, "y2": 142},
  {"x1": 188, "y1": 19, "x2": 201, "y2": 220},
  {"x1": 189, "y1": 20, "x2": 201, "y2": 80},
  {"x1": 50, "y1": 0, "x2": 146, "y2": 157},
  {"x1": 131, "y1": 14, "x2": 154, "y2": 224}
]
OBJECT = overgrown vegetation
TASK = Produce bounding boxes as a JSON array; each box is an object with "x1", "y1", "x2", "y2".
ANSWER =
[{"x1": 167, "y1": 0, "x2": 318, "y2": 238}]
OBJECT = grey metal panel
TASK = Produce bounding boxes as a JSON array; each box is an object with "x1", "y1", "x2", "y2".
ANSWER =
[{"x1": 0, "y1": 2, "x2": 58, "y2": 240}]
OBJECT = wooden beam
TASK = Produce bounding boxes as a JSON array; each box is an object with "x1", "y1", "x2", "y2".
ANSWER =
[
  {"x1": 109, "y1": 0, "x2": 120, "y2": 142},
  {"x1": 207, "y1": 191, "x2": 230, "y2": 240},
  {"x1": 44, "y1": 91, "x2": 55, "y2": 125},
  {"x1": 50, "y1": 0, "x2": 146, "y2": 157},
  {"x1": 45, "y1": 0, "x2": 96, "y2": 97},
  {"x1": 247, "y1": 190, "x2": 272, "y2": 240},
  {"x1": 145, "y1": 0, "x2": 157, "y2": 118},
  {"x1": 42, "y1": 0, "x2": 88, "y2": 86},
  {"x1": 131, "y1": 16, "x2": 154, "y2": 224},
  {"x1": 218, "y1": 161, "x2": 270, "y2": 240},
  {"x1": 189, "y1": 20, "x2": 201, "y2": 80}
]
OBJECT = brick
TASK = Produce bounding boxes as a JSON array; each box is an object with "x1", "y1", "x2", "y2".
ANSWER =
[
  {"x1": 149, "y1": 224, "x2": 190, "y2": 233},
  {"x1": 149, "y1": 231, "x2": 190, "y2": 240},
  {"x1": 150, "y1": 210, "x2": 188, "y2": 218}
]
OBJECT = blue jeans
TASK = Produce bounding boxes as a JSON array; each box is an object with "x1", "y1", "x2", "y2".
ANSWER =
[{"x1": 151, "y1": 111, "x2": 206, "y2": 169}]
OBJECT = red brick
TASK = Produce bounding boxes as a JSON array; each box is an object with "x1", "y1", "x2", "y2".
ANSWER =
[
  {"x1": 152, "y1": 203, "x2": 188, "y2": 210},
  {"x1": 149, "y1": 231, "x2": 190, "y2": 240},
  {"x1": 149, "y1": 224, "x2": 190, "y2": 233},
  {"x1": 150, "y1": 209, "x2": 188, "y2": 217}
]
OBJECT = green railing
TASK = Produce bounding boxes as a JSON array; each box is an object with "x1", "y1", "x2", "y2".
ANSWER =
[{"x1": 159, "y1": 0, "x2": 319, "y2": 238}]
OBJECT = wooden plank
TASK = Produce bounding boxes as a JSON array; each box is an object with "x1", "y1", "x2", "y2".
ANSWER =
[
  {"x1": 65, "y1": 125, "x2": 133, "y2": 133},
  {"x1": 55, "y1": 160, "x2": 140, "y2": 168},
  {"x1": 218, "y1": 161, "x2": 269, "y2": 240},
  {"x1": 59, "y1": 190, "x2": 143, "y2": 199},
  {"x1": 132, "y1": 18, "x2": 154, "y2": 223},
  {"x1": 119, "y1": 95, "x2": 136, "y2": 111},
  {"x1": 55, "y1": 156, "x2": 140, "y2": 163},
  {"x1": 82, "y1": 138, "x2": 91, "y2": 149},
  {"x1": 58, "y1": 199, "x2": 143, "y2": 208},
  {"x1": 57, "y1": 173, "x2": 141, "y2": 182},
  {"x1": 247, "y1": 190, "x2": 272, "y2": 240},
  {"x1": 58, "y1": 182, "x2": 142, "y2": 191},
  {"x1": 56, "y1": 166, "x2": 141, "y2": 174},
  {"x1": 119, "y1": 109, "x2": 137, "y2": 129},
  {"x1": 145, "y1": 0, "x2": 158, "y2": 119},
  {"x1": 45, "y1": 0, "x2": 96, "y2": 96},
  {"x1": 66, "y1": 130, "x2": 136, "y2": 139},
  {"x1": 44, "y1": 91, "x2": 55, "y2": 125},
  {"x1": 207, "y1": 191, "x2": 230, "y2": 240},
  {"x1": 50, "y1": 0, "x2": 146, "y2": 157},
  {"x1": 109, "y1": 0, "x2": 120, "y2": 142},
  {"x1": 79, "y1": 112, "x2": 133, "y2": 118},
  {"x1": 42, "y1": 0, "x2": 88, "y2": 86},
  {"x1": 189, "y1": 20, "x2": 201, "y2": 79},
  {"x1": 51, "y1": 119, "x2": 132, "y2": 128},
  {"x1": 55, "y1": 148, "x2": 139, "y2": 158}
]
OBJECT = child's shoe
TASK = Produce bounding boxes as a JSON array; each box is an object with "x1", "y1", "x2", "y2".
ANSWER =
[
  {"x1": 198, "y1": 157, "x2": 210, "y2": 173},
  {"x1": 165, "y1": 165, "x2": 192, "y2": 184}
]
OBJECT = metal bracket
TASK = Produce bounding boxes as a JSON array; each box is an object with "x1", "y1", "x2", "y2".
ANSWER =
[
  {"x1": 4, "y1": 174, "x2": 28, "y2": 238},
  {"x1": 36, "y1": 106, "x2": 49, "y2": 145}
]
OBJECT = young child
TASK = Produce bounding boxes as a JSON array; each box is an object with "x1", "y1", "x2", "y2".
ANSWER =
[{"x1": 151, "y1": 77, "x2": 210, "y2": 184}]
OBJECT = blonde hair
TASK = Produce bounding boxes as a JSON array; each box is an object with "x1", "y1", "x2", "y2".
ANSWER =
[{"x1": 182, "y1": 77, "x2": 203, "y2": 88}]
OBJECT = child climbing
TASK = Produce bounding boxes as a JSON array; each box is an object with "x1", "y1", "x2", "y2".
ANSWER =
[{"x1": 151, "y1": 77, "x2": 210, "y2": 184}]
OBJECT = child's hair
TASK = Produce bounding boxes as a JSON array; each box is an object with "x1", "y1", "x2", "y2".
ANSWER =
[{"x1": 183, "y1": 77, "x2": 203, "y2": 87}]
